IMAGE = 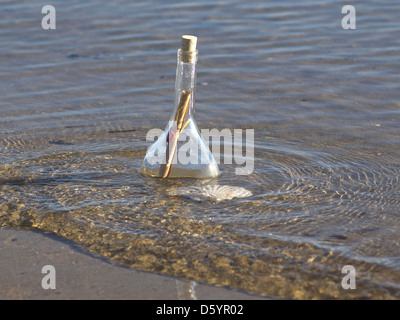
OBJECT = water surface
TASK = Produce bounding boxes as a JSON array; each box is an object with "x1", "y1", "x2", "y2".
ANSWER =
[{"x1": 1, "y1": 0, "x2": 400, "y2": 299}]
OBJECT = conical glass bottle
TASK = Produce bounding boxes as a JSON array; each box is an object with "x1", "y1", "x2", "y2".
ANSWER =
[{"x1": 140, "y1": 35, "x2": 220, "y2": 178}]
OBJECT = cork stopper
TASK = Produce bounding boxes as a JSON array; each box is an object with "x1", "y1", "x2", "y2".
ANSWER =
[
  {"x1": 180, "y1": 35, "x2": 198, "y2": 63},
  {"x1": 181, "y1": 35, "x2": 197, "y2": 52}
]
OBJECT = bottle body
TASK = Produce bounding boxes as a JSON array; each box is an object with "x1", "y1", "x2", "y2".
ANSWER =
[{"x1": 140, "y1": 48, "x2": 220, "y2": 179}]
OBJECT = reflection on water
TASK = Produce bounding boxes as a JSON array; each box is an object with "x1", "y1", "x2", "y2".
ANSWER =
[
  {"x1": 176, "y1": 279, "x2": 197, "y2": 300},
  {"x1": 1, "y1": 0, "x2": 400, "y2": 299}
]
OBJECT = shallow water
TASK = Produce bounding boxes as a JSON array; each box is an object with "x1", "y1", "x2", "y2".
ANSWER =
[{"x1": 1, "y1": 0, "x2": 400, "y2": 299}]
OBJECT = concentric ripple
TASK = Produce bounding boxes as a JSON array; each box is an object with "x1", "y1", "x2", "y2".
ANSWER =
[
  {"x1": 168, "y1": 185, "x2": 253, "y2": 202},
  {"x1": 1, "y1": 126, "x2": 400, "y2": 298}
]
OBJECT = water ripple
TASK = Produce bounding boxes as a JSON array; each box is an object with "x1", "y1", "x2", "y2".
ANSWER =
[{"x1": 1, "y1": 0, "x2": 400, "y2": 299}]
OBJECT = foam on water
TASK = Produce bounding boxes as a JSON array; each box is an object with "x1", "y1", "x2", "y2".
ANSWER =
[{"x1": 168, "y1": 185, "x2": 253, "y2": 202}]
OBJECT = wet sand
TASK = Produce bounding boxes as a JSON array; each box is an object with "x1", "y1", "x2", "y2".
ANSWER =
[{"x1": 0, "y1": 227, "x2": 267, "y2": 300}]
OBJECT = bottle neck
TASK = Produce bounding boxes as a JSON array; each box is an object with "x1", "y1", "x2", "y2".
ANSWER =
[{"x1": 170, "y1": 49, "x2": 198, "y2": 123}]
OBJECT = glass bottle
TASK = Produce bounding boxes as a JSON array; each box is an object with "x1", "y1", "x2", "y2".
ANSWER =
[{"x1": 140, "y1": 35, "x2": 220, "y2": 178}]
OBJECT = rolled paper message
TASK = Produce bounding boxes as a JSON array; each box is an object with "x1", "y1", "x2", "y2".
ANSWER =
[{"x1": 159, "y1": 90, "x2": 192, "y2": 178}]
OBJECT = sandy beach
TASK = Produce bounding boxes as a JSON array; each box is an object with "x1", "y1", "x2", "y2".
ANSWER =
[{"x1": 0, "y1": 227, "x2": 267, "y2": 300}]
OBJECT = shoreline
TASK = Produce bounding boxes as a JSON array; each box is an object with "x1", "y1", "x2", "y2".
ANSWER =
[{"x1": 0, "y1": 227, "x2": 268, "y2": 300}]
